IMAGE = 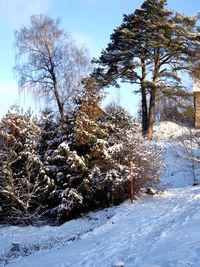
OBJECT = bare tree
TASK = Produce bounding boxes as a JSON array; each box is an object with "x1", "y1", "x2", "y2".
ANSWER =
[
  {"x1": 15, "y1": 15, "x2": 90, "y2": 121},
  {"x1": 180, "y1": 129, "x2": 200, "y2": 186}
]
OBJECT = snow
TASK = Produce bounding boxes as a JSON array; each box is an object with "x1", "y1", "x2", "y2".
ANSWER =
[
  {"x1": 1, "y1": 121, "x2": 200, "y2": 267},
  {"x1": 153, "y1": 121, "x2": 190, "y2": 140},
  {"x1": 193, "y1": 79, "x2": 200, "y2": 92},
  {"x1": 1, "y1": 187, "x2": 200, "y2": 267}
]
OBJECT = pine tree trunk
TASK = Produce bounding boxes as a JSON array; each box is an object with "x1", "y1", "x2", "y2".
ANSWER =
[
  {"x1": 141, "y1": 59, "x2": 148, "y2": 135},
  {"x1": 146, "y1": 55, "x2": 159, "y2": 139},
  {"x1": 141, "y1": 85, "x2": 148, "y2": 135},
  {"x1": 146, "y1": 86, "x2": 156, "y2": 140}
]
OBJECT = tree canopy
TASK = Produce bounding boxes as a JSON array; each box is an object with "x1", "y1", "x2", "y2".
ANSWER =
[{"x1": 93, "y1": 0, "x2": 200, "y2": 138}]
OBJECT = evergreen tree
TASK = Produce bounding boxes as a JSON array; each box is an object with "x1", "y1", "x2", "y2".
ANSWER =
[
  {"x1": 93, "y1": 0, "x2": 199, "y2": 138},
  {"x1": 0, "y1": 108, "x2": 54, "y2": 225},
  {"x1": 102, "y1": 103, "x2": 134, "y2": 132},
  {"x1": 44, "y1": 78, "x2": 113, "y2": 223},
  {"x1": 72, "y1": 78, "x2": 104, "y2": 147},
  {"x1": 191, "y1": 27, "x2": 200, "y2": 82},
  {"x1": 39, "y1": 108, "x2": 62, "y2": 161}
]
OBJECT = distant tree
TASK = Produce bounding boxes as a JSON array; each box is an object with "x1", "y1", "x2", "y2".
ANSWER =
[
  {"x1": 15, "y1": 15, "x2": 90, "y2": 121},
  {"x1": 92, "y1": 0, "x2": 200, "y2": 139},
  {"x1": 155, "y1": 95, "x2": 194, "y2": 125}
]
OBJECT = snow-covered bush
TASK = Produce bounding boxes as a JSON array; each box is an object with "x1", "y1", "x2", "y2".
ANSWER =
[
  {"x1": 38, "y1": 83, "x2": 162, "y2": 223},
  {"x1": 108, "y1": 129, "x2": 162, "y2": 198},
  {"x1": 0, "y1": 108, "x2": 54, "y2": 225},
  {"x1": 0, "y1": 82, "x2": 163, "y2": 225},
  {"x1": 101, "y1": 103, "x2": 135, "y2": 133},
  {"x1": 101, "y1": 105, "x2": 162, "y2": 198},
  {"x1": 41, "y1": 78, "x2": 114, "y2": 223},
  {"x1": 39, "y1": 108, "x2": 63, "y2": 161}
]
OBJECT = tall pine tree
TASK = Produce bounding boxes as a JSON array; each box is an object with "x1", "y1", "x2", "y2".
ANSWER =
[{"x1": 93, "y1": 0, "x2": 200, "y2": 138}]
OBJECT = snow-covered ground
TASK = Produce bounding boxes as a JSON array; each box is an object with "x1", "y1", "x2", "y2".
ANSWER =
[{"x1": 1, "y1": 122, "x2": 200, "y2": 267}]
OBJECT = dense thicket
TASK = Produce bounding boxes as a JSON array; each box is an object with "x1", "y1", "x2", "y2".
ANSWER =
[{"x1": 0, "y1": 98, "x2": 162, "y2": 225}]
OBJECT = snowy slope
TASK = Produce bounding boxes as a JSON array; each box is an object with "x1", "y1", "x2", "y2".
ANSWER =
[
  {"x1": 160, "y1": 142, "x2": 197, "y2": 188},
  {"x1": 1, "y1": 187, "x2": 200, "y2": 267},
  {"x1": 0, "y1": 122, "x2": 200, "y2": 267}
]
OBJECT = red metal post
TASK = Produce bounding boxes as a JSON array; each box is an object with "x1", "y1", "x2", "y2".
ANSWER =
[{"x1": 130, "y1": 161, "x2": 134, "y2": 203}]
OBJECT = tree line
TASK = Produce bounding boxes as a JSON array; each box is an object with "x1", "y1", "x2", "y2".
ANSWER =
[{"x1": 14, "y1": 0, "x2": 200, "y2": 139}]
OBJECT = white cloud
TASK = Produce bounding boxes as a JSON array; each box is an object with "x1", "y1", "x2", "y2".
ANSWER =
[{"x1": 0, "y1": 0, "x2": 54, "y2": 29}]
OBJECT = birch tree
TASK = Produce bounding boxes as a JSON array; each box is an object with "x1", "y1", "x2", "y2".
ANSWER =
[{"x1": 15, "y1": 15, "x2": 90, "y2": 121}]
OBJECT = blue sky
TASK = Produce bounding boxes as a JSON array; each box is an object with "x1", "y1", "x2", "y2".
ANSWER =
[{"x1": 0, "y1": 0, "x2": 200, "y2": 117}]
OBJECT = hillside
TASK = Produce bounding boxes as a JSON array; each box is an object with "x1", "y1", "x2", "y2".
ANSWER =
[{"x1": 0, "y1": 122, "x2": 200, "y2": 267}]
